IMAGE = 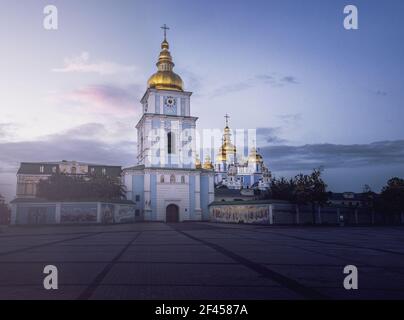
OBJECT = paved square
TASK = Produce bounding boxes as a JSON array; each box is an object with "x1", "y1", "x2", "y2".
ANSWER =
[{"x1": 0, "y1": 222, "x2": 403, "y2": 299}]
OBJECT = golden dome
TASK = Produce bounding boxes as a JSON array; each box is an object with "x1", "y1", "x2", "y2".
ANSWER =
[
  {"x1": 195, "y1": 154, "x2": 202, "y2": 169},
  {"x1": 147, "y1": 38, "x2": 184, "y2": 91},
  {"x1": 202, "y1": 155, "x2": 214, "y2": 170},
  {"x1": 248, "y1": 147, "x2": 264, "y2": 163},
  {"x1": 216, "y1": 147, "x2": 227, "y2": 162},
  {"x1": 222, "y1": 140, "x2": 237, "y2": 154},
  {"x1": 216, "y1": 116, "x2": 238, "y2": 163}
]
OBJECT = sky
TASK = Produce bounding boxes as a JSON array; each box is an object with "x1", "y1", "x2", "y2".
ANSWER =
[{"x1": 0, "y1": 0, "x2": 404, "y2": 201}]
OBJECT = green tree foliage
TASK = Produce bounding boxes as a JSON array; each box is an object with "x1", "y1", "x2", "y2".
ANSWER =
[
  {"x1": 380, "y1": 177, "x2": 404, "y2": 216},
  {"x1": 293, "y1": 169, "x2": 328, "y2": 223},
  {"x1": 269, "y1": 177, "x2": 295, "y2": 201},
  {"x1": 270, "y1": 169, "x2": 329, "y2": 223},
  {"x1": 37, "y1": 173, "x2": 125, "y2": 201}
]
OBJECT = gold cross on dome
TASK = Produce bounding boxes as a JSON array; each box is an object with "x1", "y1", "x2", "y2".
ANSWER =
[
  {"x1": 224, "y1": 114, "x2": 230, "y2": 127},
  {"x1": 161, "y1": 24, "x2": 170, "y2": 40}
]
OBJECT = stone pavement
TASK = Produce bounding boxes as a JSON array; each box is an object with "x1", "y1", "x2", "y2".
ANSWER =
[{"x1": 0, "y1": 222, "x2": 403, "y2": 299}]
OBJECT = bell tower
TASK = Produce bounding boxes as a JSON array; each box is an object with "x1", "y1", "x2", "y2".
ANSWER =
[
  {"x1": 137, "y1": 25, "x2": 197, "y2": 169},
  {"x1": 123, "y1": 25, "x2": 215, "y2": 223}
]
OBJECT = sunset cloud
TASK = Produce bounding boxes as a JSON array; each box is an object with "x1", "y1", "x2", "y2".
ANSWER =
[
  {"x1": 53, "y1": 52, "x2": 137, "y2": 75},
  {"x1": 51, "y1": 84, "x2": 142, "y2": 115}
]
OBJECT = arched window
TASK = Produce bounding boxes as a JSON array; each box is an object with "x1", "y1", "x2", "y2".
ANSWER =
[
  {"x1": 160, "y1": 175, "x2": 165, "y2": 183},
  {"x1": 167, "y1": 131, "x2": 175, "y2": 154},
  {"x1": 170, "y1": 174, "x2": 176, "y2": 184},
  {"x1": 181, "y1": 176, "x2": 185, "y2": 184}
]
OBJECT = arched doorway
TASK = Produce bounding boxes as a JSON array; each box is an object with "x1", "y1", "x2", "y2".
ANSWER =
[{"x1": 166, "y1": 204, "x2": 179, "y2": 223}]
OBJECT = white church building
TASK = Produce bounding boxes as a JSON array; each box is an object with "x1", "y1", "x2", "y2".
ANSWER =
[{"x1": 123, "y1": 28, "x2": 215, "y2": 222}]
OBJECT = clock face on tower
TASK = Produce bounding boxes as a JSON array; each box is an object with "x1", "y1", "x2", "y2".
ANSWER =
[{"x1": 164, "y1": 96, "x2": 177, "y2": 115}]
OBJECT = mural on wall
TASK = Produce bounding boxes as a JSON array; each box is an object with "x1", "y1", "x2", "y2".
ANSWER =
[
  {"x1": 61, "y1": 204, "x2": 97, "y2": 223},
  {"x1": 101, "y1": 204, "x2": 115, "y2": 224},
  {"x1": 210, "y1": 205, "x2": 270, "y2": 224},
  {"x1": 115, "y1": 205, "x2": 136, "y2": 223}
]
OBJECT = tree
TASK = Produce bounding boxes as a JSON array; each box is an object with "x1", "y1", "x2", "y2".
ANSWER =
[
  {"x1": 379, "y1": 177, "x2": 404, "y2": 224},
  {"x1": 269, "y1": 177, "x2": 295, "y2": 201},
  {"x1": 269, "y1": 169, "x2": 329, "y2": 224},
  {"x1": 292, "y1": 169, "x2": 328, "y2": 224},
  {"x1": 0, "y1": 194, "x2": 10, "y2": 225},
  {"x1": 37, "y1": 173, "x2": 125, "y2": 201}
]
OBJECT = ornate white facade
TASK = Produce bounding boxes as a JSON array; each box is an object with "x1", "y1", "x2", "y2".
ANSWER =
[{"x1": 214, "y1": 118, "x2": 271, "y2": 191}]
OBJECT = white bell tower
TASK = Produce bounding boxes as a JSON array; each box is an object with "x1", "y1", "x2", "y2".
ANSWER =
[
  {"x1": 123, "y1": 25, "x2": 215, "y2": 223},
  {"x1": 136, "y1": 25, "x2": 197, "y2": 169}
]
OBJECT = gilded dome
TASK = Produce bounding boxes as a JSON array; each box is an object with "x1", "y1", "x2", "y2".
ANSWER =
[
  {"x1": 147, "y1": 39, "x2": 184, "y2": 91},
  {"x1": 248, "y1": 147, "x2": 264, "y2": 163},
  {"x1": 222, "y1": 140, "x2": 237, "y2": 154},
  {"x1": 195, "y1": 154, "x2": 202, "y2": 169},
  {"x1": 202, "y1": 155, "x2": 214, "y2": 170},
  {"x1": 216, "y1": 147, "x2": 227, "y2": 162},
  {"x1": 216, "y1": 117, "x2": 238, "y2": 162}
]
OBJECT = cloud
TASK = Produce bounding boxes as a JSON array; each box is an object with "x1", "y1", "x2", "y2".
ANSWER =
[
  {"x1": 277, "y1": 113, "x2": 302, "y2": 126},
  {"x1": 257, "y1": 127, "x2": 287, "y2": 144},
  {"x1": 374, "y1": 90, "x2": 388, "y2": 96},
  {"x1": 52, "y1": 83, "x2": 142, "y2": 114},
  {"x1": 59, "y1": 123, "x2": 108, "y2": 139},
  {"x1": 260, "y1": 140, "x2": 404, "y2": 171},
  {"x1": 0, "y1": 130, "x2": 137, "y2": 175},
  {"x1": 281, "y1": 76, "x2": 299, "y2": 85},
  {"x1": 53, "y1": 52, "x2": 136, "y2": 75},
  {"x1": 211, "y1": 73, "x2": 299, "y2": 97},
  {"x1": 0, "y1": 123, "x2": 17, "y2": 139}
]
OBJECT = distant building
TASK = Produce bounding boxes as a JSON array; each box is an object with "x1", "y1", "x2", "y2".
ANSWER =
[
  {"x1": 16, "y1": 161, "x2": 121, "y2": 199},
  {"x1": 328, "y1": 192, "x2": 366, "y2": 207}
]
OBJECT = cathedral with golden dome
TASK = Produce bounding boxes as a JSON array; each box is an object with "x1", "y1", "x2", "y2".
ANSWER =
[
  {"x1": 214, "y1": 116, "x2": 271, "y2": 191},
  {"x1": 122, "y1": 26, "x2": 270, "y2": 222},
  {"x1": 122, "y1": 26, "x2": 215, "y2": 222}
]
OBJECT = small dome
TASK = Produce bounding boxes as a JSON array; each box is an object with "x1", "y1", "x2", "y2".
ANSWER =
[
  {"x1": 248, "y1": 147, "x2": 264, "y2": 163},
  {"x1": 195, "y1": 154, "x2": 202, "y2": 169},
  {"x1": 216, "y1": 148, "x2": 227, "y2": 162},
  {"x1": 203, "y1": 155, "x2": 214, "y2": 170}
]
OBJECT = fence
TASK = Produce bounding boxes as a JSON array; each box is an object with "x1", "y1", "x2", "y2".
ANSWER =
[
  {"x1": 209, "y1": 200, "x2": 404, "y2": 225},
  {"x1": 10, "y1": 200, "x2": 139, "y2": 225}
]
